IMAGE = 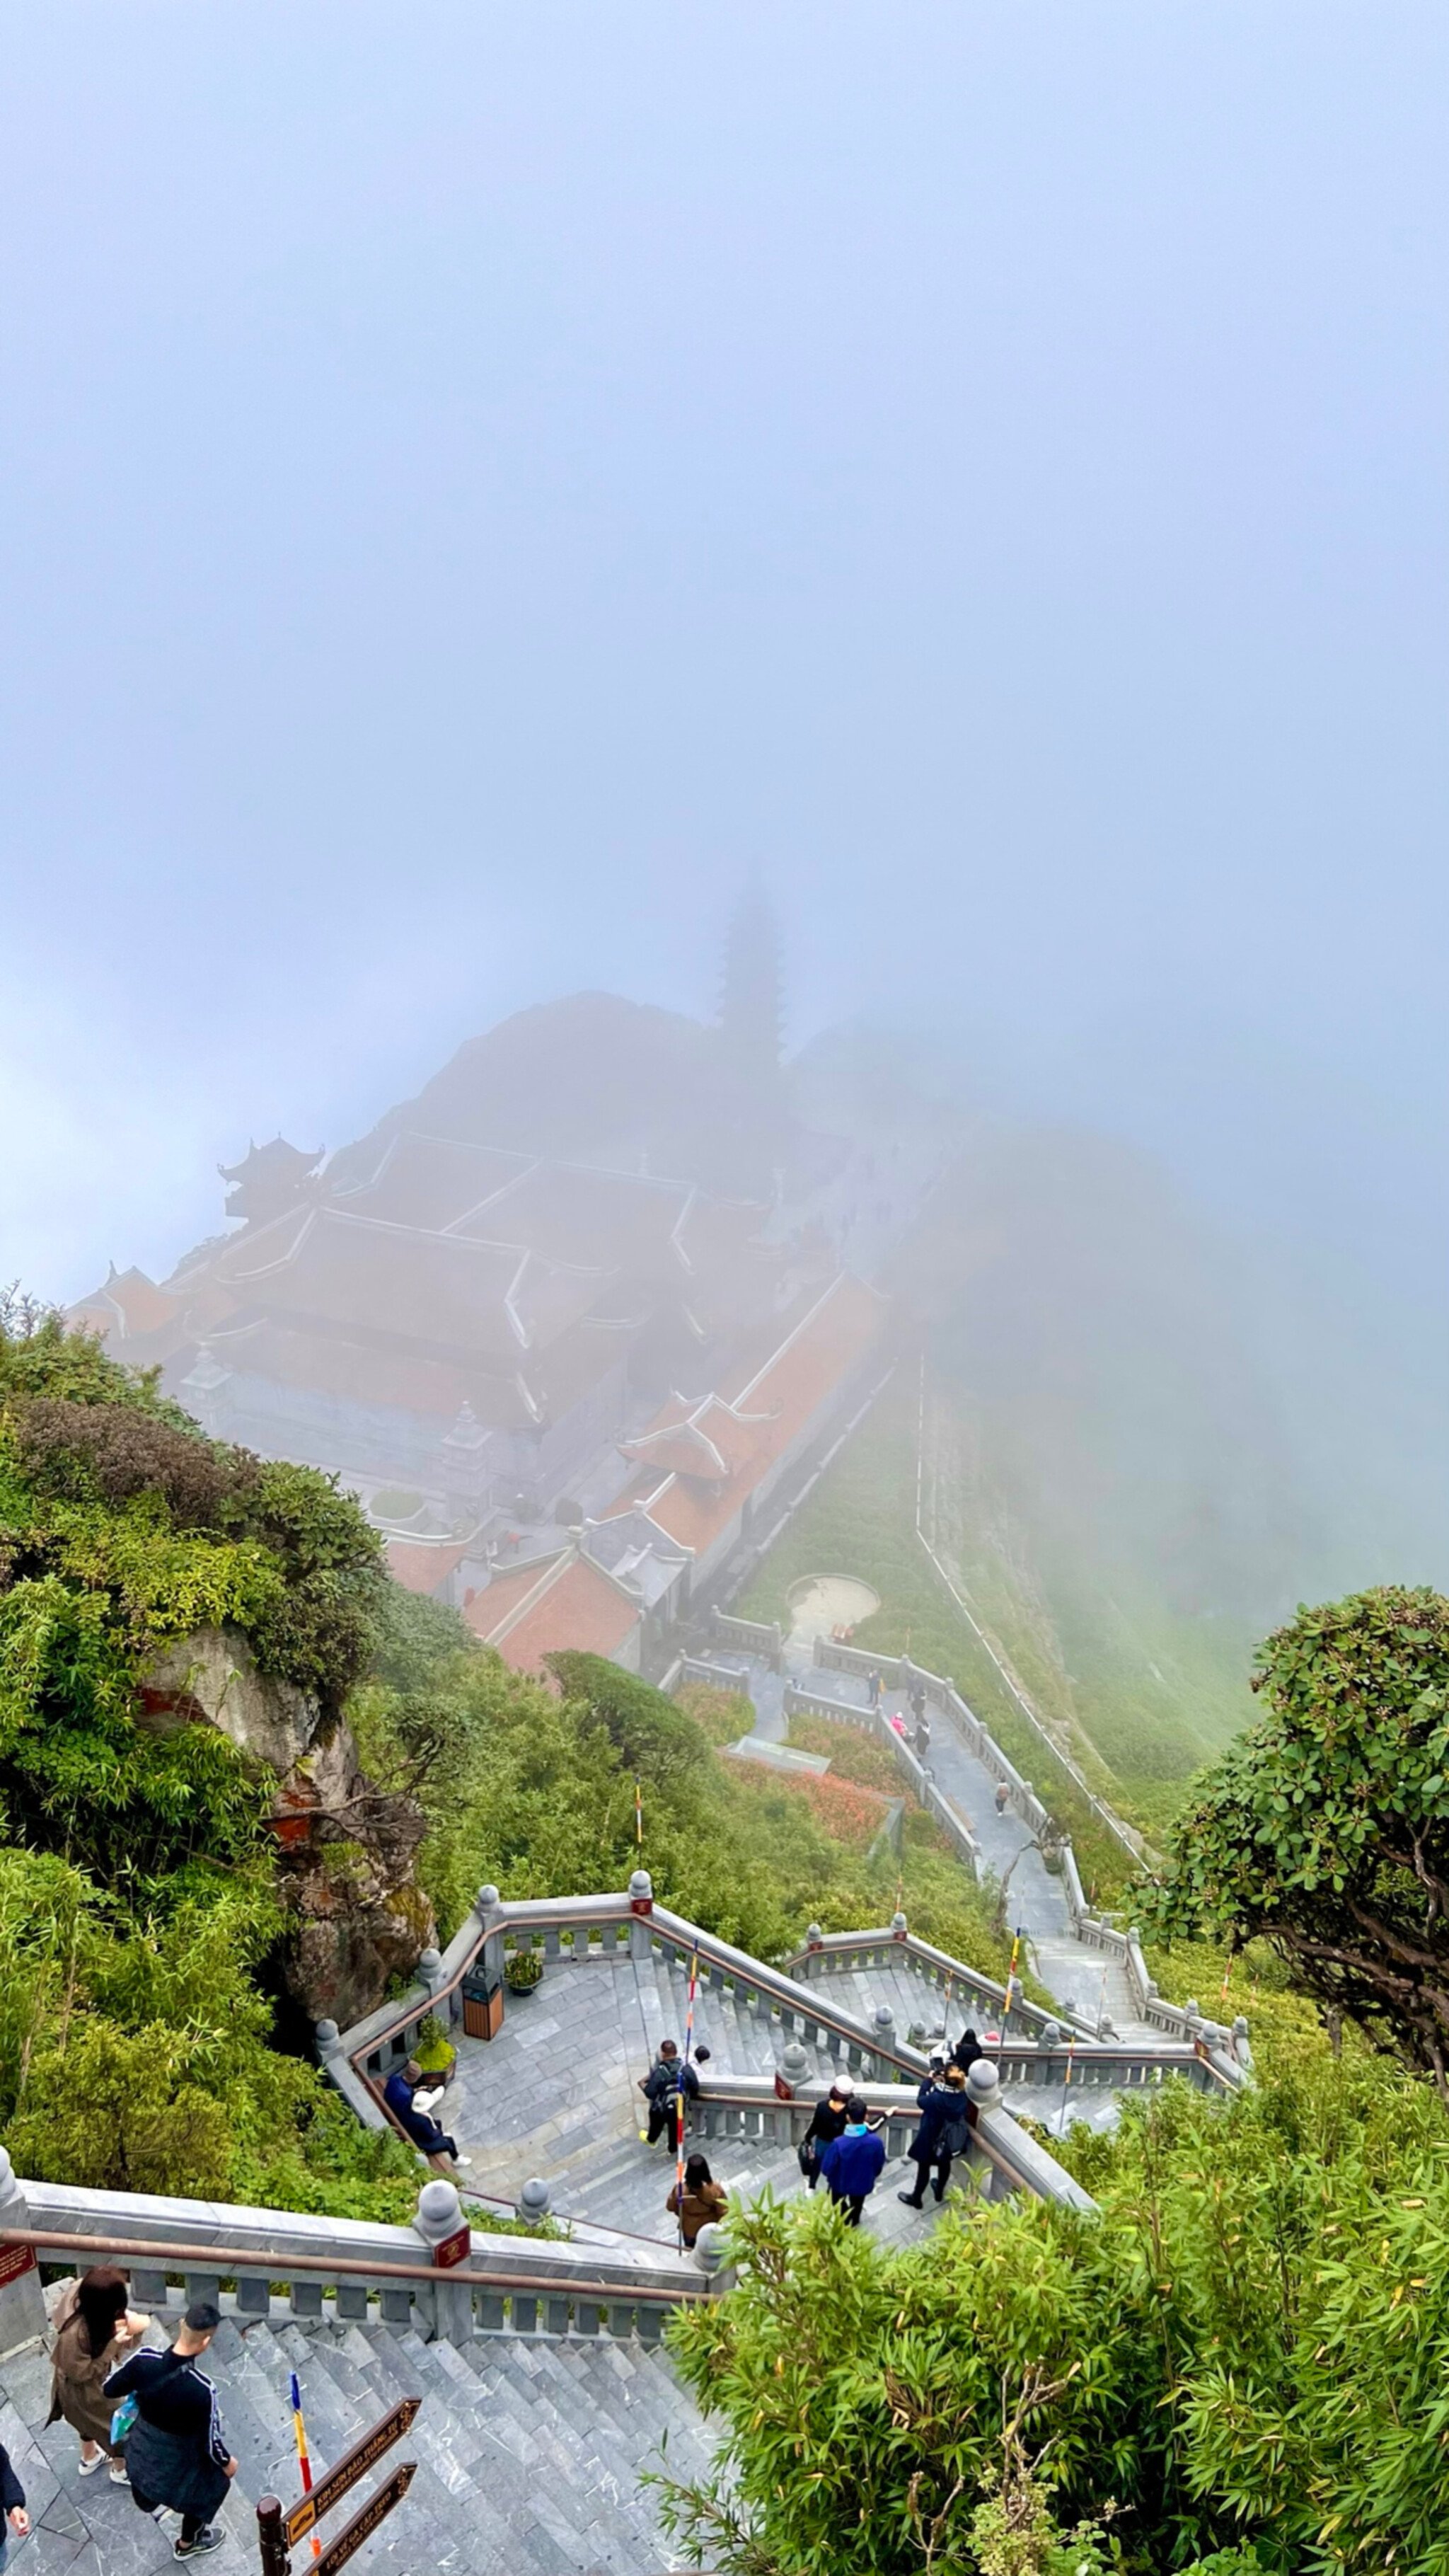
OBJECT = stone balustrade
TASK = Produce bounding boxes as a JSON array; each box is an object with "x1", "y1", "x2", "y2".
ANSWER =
[
  {"x1": 783, "y1": 1924, "x2": 1070, "y2": 2040},
  {"x1": 709, "y1": 1606, "x2": 785, "y2": 1670},
  {"x1": 0, "y1": 2156, "x2": 705, "y2": 2357}
]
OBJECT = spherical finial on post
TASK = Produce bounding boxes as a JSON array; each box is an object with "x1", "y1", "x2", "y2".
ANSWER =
[
  {"x1": 628, "y1": 1868, "x2": 654, "y2": 1910},
  {"x1": 779, "y1": 2042, "x2": 810, "y2": 2093},
  {"x1": 1037, "y1": 2020, "x2": 1062, "y2": 2049},
  {"x1": 965, "y1": 2059, "x2": 1000, "y2": 2115},
  {"x1": 476, "y1": 1884, "x2": 502, "y2": 1916},
  {"x1": 693, "y1": 2223, "x2": 731, "y2": 2277},
  {"x1": 890, "y1": 1910, "x2": 908, "y2": 1940},
  {"x1": 314, "y1": 2018, "x2": 341, "y2": 2059},
  {"x1": 806, "y1": 1922, "x2": 824, "y2": 1951},
  {"x1": 517, "y1": 2177, "x2": 552, "y2": 2224},
  {"x1": 415, "y1": 2178, "x2": 464, "y2": 2246}
]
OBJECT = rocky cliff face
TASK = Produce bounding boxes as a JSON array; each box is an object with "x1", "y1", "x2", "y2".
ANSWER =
[{"x1": 139, "y1": 1626, "x2": 434, "y2": 2028}]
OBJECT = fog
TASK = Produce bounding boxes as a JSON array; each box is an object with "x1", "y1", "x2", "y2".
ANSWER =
[{"x1": 3, "y1": 6, "x2": 1447, "y2": 1609}]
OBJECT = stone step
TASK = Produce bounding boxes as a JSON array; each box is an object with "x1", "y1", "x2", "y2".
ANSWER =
[{"x1": 0, "y1": 2314, "x2": 710, "y2": 2576}]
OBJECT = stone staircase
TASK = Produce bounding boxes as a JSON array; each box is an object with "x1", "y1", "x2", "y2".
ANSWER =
[{"x1": 0, "y1": 2305, "x2": 715, "y2": 2576}]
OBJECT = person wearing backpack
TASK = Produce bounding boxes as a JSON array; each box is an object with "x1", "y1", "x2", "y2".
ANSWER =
[
  {"x1": 898, "y1": 2063, "x2": 973, "y2": 2207},
  {"x1": 638, "y1": 2039, "x2": 699, "y2": 2149}
]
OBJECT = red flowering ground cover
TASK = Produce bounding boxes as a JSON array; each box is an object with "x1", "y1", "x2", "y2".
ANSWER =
[{"x1": 786, "y1": 1769, "x2": 893, "y2": 1850}]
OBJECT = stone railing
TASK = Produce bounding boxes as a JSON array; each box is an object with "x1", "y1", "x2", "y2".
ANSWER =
[
  {"x1": 1056, "y1": 1881, "x2": 1249, "y2": 2064},
  {"x1": 0, "y1": 2154, "x2": 708, "y2": 2359},
  {"x1": 812, "y1": 1640, "x2": 1056, "y2": 1839},
  {"x1": 782, "y1": 1683, "x2": 982, "y2": 1875},
  {"x1": 687, "y1": 2065, "x2": 1096, "y2": 2212},
  {"x1": 680, "y1": 1654, "x2": 751, "y2": 1694},
  {"x1": 710, "y1": 1606, "x2": 785, "y2": 1670},
  {"x1": 326, "y1": 1885, "x2": 1107, "y2": 2210},
  {"x1": 783, "y1": 1924, "x2": 1073, "y2": 2040}
]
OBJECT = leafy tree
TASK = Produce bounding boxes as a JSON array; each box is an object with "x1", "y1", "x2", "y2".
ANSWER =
[{"x1": 1148, "y1": 1587, "x2": 1449, "y2": 2093}]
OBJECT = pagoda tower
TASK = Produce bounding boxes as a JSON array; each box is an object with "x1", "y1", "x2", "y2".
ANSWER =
[{"x1": 717, "y1": 880, "x2": 783, "y2": 1076}]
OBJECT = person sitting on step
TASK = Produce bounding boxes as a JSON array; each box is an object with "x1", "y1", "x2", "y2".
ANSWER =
[{"x1": 383, "y1": 2057, "x2": 471, "y2": 2165}]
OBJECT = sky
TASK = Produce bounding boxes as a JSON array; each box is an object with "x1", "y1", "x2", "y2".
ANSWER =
[{"x1": 1, "y1": 3, "x2": 1445, "y2": 1303}]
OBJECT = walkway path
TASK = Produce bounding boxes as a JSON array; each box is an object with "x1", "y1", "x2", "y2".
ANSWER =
[{"x1": 737, "y1": 1634, "x2": 1155, "y2": 2042}]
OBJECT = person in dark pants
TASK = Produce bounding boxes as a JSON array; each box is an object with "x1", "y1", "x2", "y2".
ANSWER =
[
  {"x1": 382, "y1": 2059, "x2": 471, "y2": 2165},
  {"x1": 639, "y1": 2040, "x2": 699, "y2": 2147},
  {"x1": 866, "y1": 1669, "x2": 882, "y2": 1709},
  {"x1": 818, "y1": 2097, "x2": 886, "y2": 2226},
  {"x1": 0, "y1": 2444, "x2": 29, "y2": 2574},
  {"x1": 799, "y1": 2081, "x2": 851, "y2": 2189},
  {"x1": 105, "y1": 2302, "x2": 237, "y2": 2562},
  {"x1": 899, "y1": 2064, "x2": 973, "y2": 2207}
]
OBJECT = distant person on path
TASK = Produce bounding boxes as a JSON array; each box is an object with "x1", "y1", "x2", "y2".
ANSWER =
[
  {"x1": 48, "y1": 2263, "x2": 149, "y2": 2482},
  {"x1": 383, "y1": 2059, "x2": 470, "y2": 2166},
  {"x1": 667, "y1": 2155, "x2": 729, "y2": 2246},
  {"x1": 899, "y1": 2064, "x2": 972, "y2": 2208},
  {"x1": 106, "y1": 2301, "x2": 237, "y2": 2562},
  {"x1": 952, "y1": 2027, "x2": 983, "y2": 2076},
  {"x1": 913, "y1": 1713, "x2": 931, "y2": 1759},
  {"x1": 994, "y1": 1782, "x2": 1010, "y2": 1815},
  {"x1": 0, "y1": 2444, "x2": 29, "y2": 2572},
  {"x1": 909, "y1": 1685, "x2": 927, "y2": 1725},
  {"x1": 819, "y1": 2095, "x2": 886, "y2": 2226},
  {"x1": 867, "y1": 1669, "x2": 882, "y2": 1708},
  {"x1": 640, "y1": 2039, "x2": 699, "y2": 2148},
  {"x1": 798, "y1": 2080, "x2": 851, "y2": 2188}
]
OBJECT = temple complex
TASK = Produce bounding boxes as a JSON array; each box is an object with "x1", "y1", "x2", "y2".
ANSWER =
[{"x1": 69, "y1": 947, "x2": 945, "y2": 1673}]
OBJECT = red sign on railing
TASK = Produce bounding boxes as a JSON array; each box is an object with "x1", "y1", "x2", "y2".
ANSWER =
[
  {"x1": 0, "y1": 2244, "x2": 37, "y2": 2287},
  {"x1": 432, "y1": 2225, "x2": 471, "y2": 2271}
]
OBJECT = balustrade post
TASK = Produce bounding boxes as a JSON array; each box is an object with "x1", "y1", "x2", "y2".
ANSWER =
[
  {"x1": 0, "y1": 2149, "x2": 46, "y2": 2354},
  {"x1": 257, "y1": 2495, "x2": 290, "y2": 2576}
]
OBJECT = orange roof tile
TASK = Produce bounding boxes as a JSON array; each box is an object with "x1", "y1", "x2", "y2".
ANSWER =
[
  {"x1": 383, "y1": 1538, "x2": 471, "y2": 1597},
  {"x1": 464, "y1": 1549, "x2": 640, "y2": 1674},
  {"x1": 605, "y1": 1273, "x2": 886, "y2": 1559}
]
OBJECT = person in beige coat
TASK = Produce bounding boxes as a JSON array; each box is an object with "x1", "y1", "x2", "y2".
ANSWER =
[{"x1": 47, "y1": 2266, "x2": 149, "y2": 2482}]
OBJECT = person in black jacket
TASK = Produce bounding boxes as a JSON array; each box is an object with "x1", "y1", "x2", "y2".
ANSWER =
[
  {"x1": 799, "y1": 2080, "x2": 851, "y2": 2189},
  {"x1": 638, "y1": 2040, "x2": 699, "y2": 2148},
  {"x1": 0, "y1": 2444, "x2": 29, "y2": 2573},
  {"x1": 899, "y1": 2064, "x2": 973, "y2": 2207},
  {"x1": 106, "y1": 2302, "x2": 237, "y2": 2561},
  {"x1": 952, "y1": 2026, "x2": 983, "y2": 2076}
]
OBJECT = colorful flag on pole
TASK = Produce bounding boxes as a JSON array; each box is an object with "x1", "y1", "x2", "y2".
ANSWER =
[
  {"x1": 674, "y1": 1950, "x2": 700, "y2": 2249},
  {"x1": 1057, "y1": 2026, "x2": 1077, "y2": 2137},
  {"x1": 289, "y1": 2371, "x2": 321, "y2": 2560},
  {"x1": 1005, "y1": 1926, "x2": 1022, "y2": 2012},
  {"x1": 634, "y1": 1779, "x2": 643, "y2": 1848}
]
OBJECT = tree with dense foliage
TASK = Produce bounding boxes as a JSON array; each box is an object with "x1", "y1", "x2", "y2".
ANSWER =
[
  {"x1": 1148, "y1": 1586, "x2": 1449, "y2": 2095},
  {"x1": 659, "y1": 2003, "x2": 1449, "y2": 2575}
]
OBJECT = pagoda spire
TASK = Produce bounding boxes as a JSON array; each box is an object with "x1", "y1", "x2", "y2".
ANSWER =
[{"x1": 717, "y1": 880, "x2": 783, "y2": 1074}]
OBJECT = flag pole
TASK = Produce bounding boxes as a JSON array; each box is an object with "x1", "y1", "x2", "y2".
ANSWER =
[
  {"x1": 289, "y1": 2371, "x2": 321, "y2": 2562},
  {"x1": 675, "y1": 1949, "x2": 699, "y2": 2250}
]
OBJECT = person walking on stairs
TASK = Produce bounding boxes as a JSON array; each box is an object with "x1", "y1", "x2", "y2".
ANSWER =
[
  {"x1": 667, "y1": 2155, "x2": 729, "y2": 2246},
  {"x1": 0, "y1": 2444, "x2": 28, "y2": 2572},
  {"x1": 867, "y1": 1668, "x2": 882, "y2": 1709},
  {"x1": 640, "y1": 2038, "x2": 698, "y2": 2148},
  {"x1": 798, "y1": 2081, "x2": 850, "y2": 2189},
  {"x1": 48, "y1": 2263, "x2": 149, "y2": 2483},
  {"x1": 819, "y1": 2095, "x2": 886, "y2": 2226},
  {"x1": 899, "y1": 2064, "x2": 972, "y2": 2207},
  {"x1": 952, "y1": 2025, "x2": 983, "y2": 2076},
  {"x1": 105, "y1": 2300, "x2": 238, "y2": 2561}
]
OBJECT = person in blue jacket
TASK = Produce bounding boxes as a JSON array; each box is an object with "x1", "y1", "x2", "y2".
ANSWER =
[
  {"x1": 818, "y1": 2095, "x2": 886, "y2": 2226},
  {"x1": 382, "y1": 2058, "x2": 469, "y2": 2164}
]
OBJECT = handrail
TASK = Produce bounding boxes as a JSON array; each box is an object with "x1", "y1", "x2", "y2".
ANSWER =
[{"x1": 0, "y1": 2226, "x2": 705, "y2": 2306}]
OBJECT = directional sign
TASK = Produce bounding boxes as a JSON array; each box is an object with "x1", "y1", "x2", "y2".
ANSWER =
[
  {"x1": 0, "y1": 2244, "x2": 37, "y2": 2287},
  {"x1": 432, "y1": 2224, "x2": 471, "y2": 2270},
  {"x1": 309, "y1": 2461, "x2": 416, "y2": 2576},
  {"x1": 284, "y1": 2401, "x2": 420, "y2": 2546}
]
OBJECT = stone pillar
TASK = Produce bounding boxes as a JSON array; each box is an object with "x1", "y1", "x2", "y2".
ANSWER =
[
  {"x1": 516, "y1": 2178, "x2": 551, "y2": 2227},
  {"x1": 693, "y1": 2224, "x2": 734, "y2": 2289},
  {"x1": 315, "y1": 2018, "x2": 342, "y2": 2064},
  {"x1": 0, "y1": 2150, "x2": 47, "y2": 2357},
  {"x1": 418, "y1": 1946, "x2": 445, "y2": 2000},
  {"x1": 413, "y1": 2180, "x2": 471, "y2": 2342},
  {"x1": 777, "y1": 2042, "x2": 810, "y2": 2098},
  {"x1": 628, "y1": 1870, "x2": 654, "y2": 1960},
  {"x1": 476, "y1": 1887, "x2": 505, "y2": 1990},
  {"x1": 965, "y1": 2060, "x2": 1001, "y2": 2120},
  {"x1": 890, "y1": 1910, "x2": 908, "y2": 1943},
  {"x1": 1232, "y1": 2015, "x2": 1253, "y2": 2073},
  {"x1": 805, "y1": 1923, "x2": 824, "y2": 1955}
]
